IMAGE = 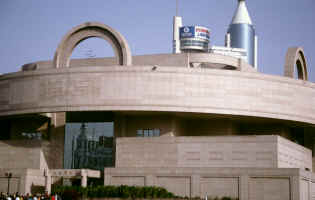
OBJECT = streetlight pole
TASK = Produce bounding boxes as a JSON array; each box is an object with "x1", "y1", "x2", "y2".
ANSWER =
[{"x1": 5, "y1": 172, "x2": 12, "y2": 195}]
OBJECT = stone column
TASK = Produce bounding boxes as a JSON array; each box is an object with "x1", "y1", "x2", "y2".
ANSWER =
[
  {"x1": 104, "y1": 168, "x2": 111, "y2": 185},
  {"x1": 48, "y1": 112, "x2": 66, "y2": 169},
  {"x1": 44, "y1": 170, "x2": 51, "y2": 195},
  {"x1": 239, "y1": 175, "x2": 249, "y2": 200},
  {"x1": 290, "y1": 175, "x2": 300, "y2": 200},
  {"x1": 19, "y1": 175, "x2": 27, "y2": 195},
  {"x1": 114, "y1": 113, "x2": 126, "y2": 137},
  {"x1": 81, "y1": 170, "x2": 87, "y2": 187},
  {"x1": 308, "y1": 179, "x2": 311, "y2": 200},
  {"x1": 191, "y1": 175, "x2": 200, "y2": 198}
]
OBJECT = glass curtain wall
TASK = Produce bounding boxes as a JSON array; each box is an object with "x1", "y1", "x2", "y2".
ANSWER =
[{"x1": 64, "y1": 122, "x2": 114, "y2": 170}]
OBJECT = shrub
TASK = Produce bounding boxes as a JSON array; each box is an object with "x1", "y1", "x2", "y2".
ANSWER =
[
  {"x1": 52, "y1": 185, "x2": 238, "y2": 199},
  {"x1": 30, "y1": 184, "x2": 45, "y2": 195},
  {"x1": 61, "y1": 189, "x2": 80, "y2": 200},
  {"x1": 52, "y1": 185, "x2": 176, "y2": 199}
]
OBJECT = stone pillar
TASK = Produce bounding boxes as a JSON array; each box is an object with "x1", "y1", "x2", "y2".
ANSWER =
[
  {"x1": 114, "y1": 113, "x2": 126, "y2": 137},
  {"x1": 19, "y1": 175, "x2": 28, "y2": 195},
  {"x1": 104, "y1": 168, "x2": 111, "y2": 185},
  {"x1": 239, "y1": 175, "x2": 249, "y2": 200},
  {"x1": 46, "y1": 112, "x2": 66, "y2": 169},
  {"x1": 170, "y1": 116, "x2": 179, "y2": 136},
  {"x1": 290, "y1": 176, "x2": 300, "y2": 200},
  {"x1": 104, "y1": 174, "x2": 111, "y2": 186},
  {"x1": 191, "y1": 175, "x2": 200, "y2": 198},
  {"x1": 308, "y1": 179, "x2": 311, "y2": 200},
  {"x1": 44, "y1": 170, "x2": 51, "y2": 195},
  {"x1": 81, "y1": 170, "x2": 87, "y2": 187}
]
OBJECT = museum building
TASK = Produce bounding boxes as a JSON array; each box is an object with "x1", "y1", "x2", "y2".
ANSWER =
[{"x1": 0, "y1": 1, "x2": 315, "y2": 199}]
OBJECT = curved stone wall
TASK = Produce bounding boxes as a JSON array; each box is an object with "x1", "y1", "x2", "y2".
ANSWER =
[{"x1": 0, "y1": 66, "x2": 315, "y2": 124}]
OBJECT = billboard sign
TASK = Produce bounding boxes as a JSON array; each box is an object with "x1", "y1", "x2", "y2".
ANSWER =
[
  {"x1": 180, "y1": 26, "x2": 195, "y2": 39},
  {"x1": 180, "y1": 26, "x2": 210, "y2": 41}
]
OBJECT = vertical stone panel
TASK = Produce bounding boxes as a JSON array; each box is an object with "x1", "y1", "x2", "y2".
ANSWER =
[
  {"x1": 300, "y1": 179, "x2": 309, "y2": 200},
  {"x1": 156, "y1": 176, "x2": 191, "y2": 198},
  {"x1": 311, "y1": 181, "x2": 315, "y2": 200},
  {"x1": 0, "y1": 178, "x2": 7, "y2": 194},
  {"x1": 239, "y1": 175, "x2": 249, "y2": 200},
  {"x1": 0, "y1": 178, "x2": 20, "y2": 194},
  {"x1": 47, "y1": 113, "x2": 66, "y2": 169},
  {"x1": 249, "y1": 177, "x2": 290, "y2": 200},
  {"x1": 200, "y1": 177, "x2": 239, "y2": 199},
  {"x1": 191, "y1": 175, "x2": 200, "y2": 198}
]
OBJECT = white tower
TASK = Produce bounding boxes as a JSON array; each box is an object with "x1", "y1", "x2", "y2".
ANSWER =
[
  {"x1": 227, "y1": 0, "x2": 258, "y2": 69},
  {"x1": 173, "y1": 16, "x2": 182, "y2": 54},
  {"x1": 173, "y1": 0, "x2": 182, "y2": 54}
]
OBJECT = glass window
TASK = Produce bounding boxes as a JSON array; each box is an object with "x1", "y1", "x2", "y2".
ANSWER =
[
  {"x1": 144, "y1": 129, "x2": 149, "y2": 137},
  {"x1": 137, "y1": 129, "x2": 160, "y2": 137},
  {"x1": 137, "y1": 129, "x2": 143, "y2": 137},
  {"x1": 153, "y1": 129, "x2": 160, "y2": 136},
  {"x1": 64, "y1": 122, "x2": 114, "y2": 170},
  {"x1": 148, "y1": 130, "x2": 154, "y2": 137}
]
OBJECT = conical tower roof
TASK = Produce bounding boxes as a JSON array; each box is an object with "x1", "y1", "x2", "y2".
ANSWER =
[{"x1": 230, "y1": 0, "x2": 252, "y2": 25}]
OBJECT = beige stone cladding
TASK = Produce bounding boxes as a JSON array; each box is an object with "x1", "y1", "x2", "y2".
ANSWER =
[
  {"x1": 1, "y1": 64, "x2": 315, "y2": 125},
  {"x1": 115, "y1": 135, "x2": 312, "y2": 170},
  {"x1": 0, "y1": 169, "x2": 45, "y2": 195},
  {"x1": 0, "y1": 140, "x2": 48, "y2": 169},
  {"x1": 278, "y1": 136, "x2": 312, "y2": 170},
  {"x1": 104, "y1": 167, "x2": 315, "y2": 200}
]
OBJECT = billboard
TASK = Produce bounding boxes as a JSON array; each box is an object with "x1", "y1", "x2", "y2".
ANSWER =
[{"x1": 179, "y1": 26, "x2": 210, "y2": 41}]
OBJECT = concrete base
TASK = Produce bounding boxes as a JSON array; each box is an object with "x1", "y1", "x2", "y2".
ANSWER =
[
  {"x1": 115, "y1": 135, "x2": 312, "y2": 170},
  {"x1": 0, "y1": 168, "x2": 45, "y2": 195},
  {"x1": 104, "y1": 167, "x2": 315, "y2": 200}
]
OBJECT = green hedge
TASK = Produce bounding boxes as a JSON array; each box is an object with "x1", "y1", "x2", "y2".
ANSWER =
[
  {"x1": 52, "y1": 185, "x2": 176, "y2": 199},
  {"x1": 52, "y1": 185, "x2": 238, "y2": 200}
]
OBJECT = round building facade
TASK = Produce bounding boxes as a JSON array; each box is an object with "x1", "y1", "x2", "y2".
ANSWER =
[{"x1": 0, "y1": 22, "x2": 314, "y2": 200}]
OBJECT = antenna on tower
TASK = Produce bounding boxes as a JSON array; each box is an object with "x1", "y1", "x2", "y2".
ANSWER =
[
  {"x1": 173, "y1": 0, "x2": 182, "y2": 54},
  {"x1": 176, "y1": 0, "x2": 179, "y2": 16}
]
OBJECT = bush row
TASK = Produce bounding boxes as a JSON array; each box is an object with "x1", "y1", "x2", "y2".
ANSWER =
[
  {"x1": 52, "y1": 185, "x2": 175, "y2": 199},
  {"x1": 52, "y1": 185, "x2": 238, "y2": 200}
]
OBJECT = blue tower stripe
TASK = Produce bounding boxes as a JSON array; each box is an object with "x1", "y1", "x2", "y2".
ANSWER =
[{"x1": 228, "y1": 23, "x2": 255, "y2": 66}]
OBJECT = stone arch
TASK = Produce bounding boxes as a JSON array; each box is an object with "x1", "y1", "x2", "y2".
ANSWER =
[
  {"x1": 53, "y1": 22, "x2": 132, "y2": 68},
  {"x1": 284, "y1": 47, "x2": 308, "y2": 81}
]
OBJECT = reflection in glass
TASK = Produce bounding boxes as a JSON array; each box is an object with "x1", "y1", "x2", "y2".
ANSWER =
[
  {"x1": 64, "y1": 122, "x2": 114, "y2": 170},
  {"x1": 137, "y1": 130, "x2": 142, "y2": 137},
  {"x1": 144, "y1": 130, "x2": 149, "y2": 137},
  {"x1": 153, "y1": 129, "x2": 160, "y2": 137},
  {"x1": 136, "y1": 129, "x2": 160, "y2": 137}
]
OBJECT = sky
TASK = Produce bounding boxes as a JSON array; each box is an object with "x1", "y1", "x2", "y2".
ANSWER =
[{"x1": 0, "y1": 0, "x2": 314, "y2": 81}]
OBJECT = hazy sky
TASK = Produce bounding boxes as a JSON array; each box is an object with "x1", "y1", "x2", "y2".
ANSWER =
[{"x1": 0, "y1": 0, "x2": 314, "y2": 81}]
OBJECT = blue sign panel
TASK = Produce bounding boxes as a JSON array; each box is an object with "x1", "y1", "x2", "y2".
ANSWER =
[
  {"x1": 180, "y1": 26, "x2": 210, "y2": 41},
  {"x1": 179, "y1": 26, "x2": 195, "y2": 39}
]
